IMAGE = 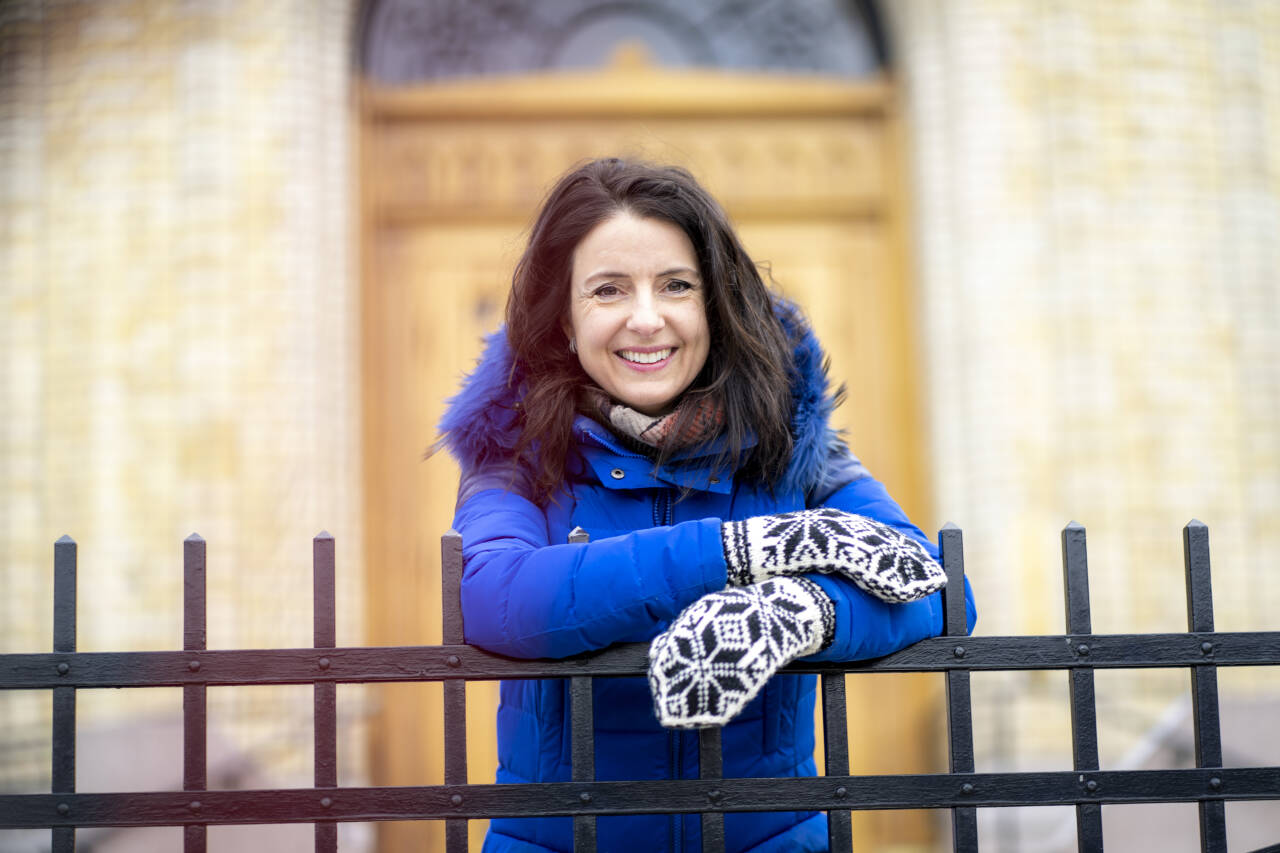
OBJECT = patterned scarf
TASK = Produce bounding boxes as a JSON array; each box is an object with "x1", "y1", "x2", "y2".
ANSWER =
[{"x1": 579, "y1": 386, "x2": 725, "y2": 453}]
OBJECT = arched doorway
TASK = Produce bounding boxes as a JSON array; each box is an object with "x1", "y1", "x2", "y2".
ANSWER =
[{"x1": 357, "y1": 3, "x2": 938, "y2": 850}]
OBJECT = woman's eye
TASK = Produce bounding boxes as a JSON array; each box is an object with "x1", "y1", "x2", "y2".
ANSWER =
[
  {"x1": 666, "y1": 279, "x2": 694, "y2": 293},
  {"x1": 591, "y1": 284, "x2": 621, "y2": 298}
]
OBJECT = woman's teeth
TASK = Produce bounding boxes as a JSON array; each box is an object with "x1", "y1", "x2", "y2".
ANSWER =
[{"x1": 619, "y1": 348, "x2": 672, "y2": 364}]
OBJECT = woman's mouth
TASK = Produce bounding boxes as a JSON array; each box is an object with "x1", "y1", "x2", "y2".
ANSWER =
[{"x1": 618, "y1": 348, "x2": 673, "y2": 365}]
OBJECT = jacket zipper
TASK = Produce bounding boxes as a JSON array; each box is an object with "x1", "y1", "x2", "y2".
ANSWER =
[{"x1": 653, "y1": 490, "x2": 673, "y2": 527}]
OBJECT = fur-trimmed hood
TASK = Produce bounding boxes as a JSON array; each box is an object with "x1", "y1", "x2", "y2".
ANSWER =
[{"x1": 438, "y1": 299, "x2": 843, "y2": 496}]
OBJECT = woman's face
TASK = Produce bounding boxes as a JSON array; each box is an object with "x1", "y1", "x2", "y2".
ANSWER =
[{"x1": 566, "y1": 211, "x2": 711, "y2": 416}]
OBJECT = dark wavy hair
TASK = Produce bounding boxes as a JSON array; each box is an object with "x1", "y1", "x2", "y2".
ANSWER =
[{"x1": 508, "y1": 157, "x2": 796, "y2": 505}]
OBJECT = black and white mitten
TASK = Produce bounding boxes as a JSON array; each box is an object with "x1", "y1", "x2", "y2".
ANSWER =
[
  {"x1": 648, "y1": 576, "x2": 835, "y2": 729},
  {"x1": 721, "y1": 507, "x2": 946, "y2": 603}
]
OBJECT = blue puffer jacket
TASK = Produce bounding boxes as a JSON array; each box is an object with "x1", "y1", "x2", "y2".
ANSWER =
[{"x1": 439, "y1": 305, "x2": 977, "y2": 853}]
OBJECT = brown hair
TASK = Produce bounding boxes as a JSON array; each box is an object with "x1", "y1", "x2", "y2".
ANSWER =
[{"x1": 507, "y1": 157, "x2": 795, "y2": 505}]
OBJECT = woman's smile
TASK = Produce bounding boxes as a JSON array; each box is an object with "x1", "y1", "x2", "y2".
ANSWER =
[{"x1": 617, "y1": 346, "x2": 674, "y2": 367}]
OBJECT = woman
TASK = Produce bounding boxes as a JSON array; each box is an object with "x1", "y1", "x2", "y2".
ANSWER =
[{"x1": 438, "y1": 158, "x2": 976, "y2": 852}]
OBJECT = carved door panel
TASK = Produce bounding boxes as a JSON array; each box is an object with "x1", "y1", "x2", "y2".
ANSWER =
[{"x1": 361, "y1": 63, "x2": 936, "y2": 852}]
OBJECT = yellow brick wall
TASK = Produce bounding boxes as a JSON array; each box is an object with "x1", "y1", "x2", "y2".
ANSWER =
[
  {"x1": 0, "y1": 1, "x2": 364, "y2": 840},
  {"x1": 890, "y1": 1, "x2": 1280, "y2": 847}
]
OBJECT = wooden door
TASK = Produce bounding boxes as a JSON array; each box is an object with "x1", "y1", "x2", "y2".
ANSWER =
[{"x1": 361, "y1": 54, "x2": 939, "y2": 852}]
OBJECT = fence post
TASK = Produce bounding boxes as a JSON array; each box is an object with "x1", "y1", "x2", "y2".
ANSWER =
[
  {"x1": 441, "y1": 530, "x2": 468, "y2": 853},
  {"x1": 314, "y1": 532, "x2": 338, "y2": 853},
  {"x1": 698, "y1": 725, "x2": 725, "y2": 853},
  {"x1": 184, "y1": 534, "x2": 208, "y2": 853},
  {"x1": 566, "y1": 527, "x2": 600, "y2": 853},
  {"x1": 821, "y1": 672, "x2": 851, "y2": 852},
  {"x1": 1184, "y1": 520, "x2": 1226, "y2": 853},
  {"x1": 51, "y1": 536, "x2": 76, "y2": 853},
  {"x1": 940, "y1": 523, "x2": 977, "y2": 853},
  {"x1": 1062, "y1": 522, "x2": 1102, "y2": 852}
]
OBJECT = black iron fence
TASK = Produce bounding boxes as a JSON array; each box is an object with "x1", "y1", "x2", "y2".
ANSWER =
[{"x1": 1, "y1": 521, "x2": 1279, "y2": 852}]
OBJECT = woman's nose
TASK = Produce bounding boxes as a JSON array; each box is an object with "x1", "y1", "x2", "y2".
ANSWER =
[{"x1": 626, "y1": 292, "x2": 664, "y2": 335}]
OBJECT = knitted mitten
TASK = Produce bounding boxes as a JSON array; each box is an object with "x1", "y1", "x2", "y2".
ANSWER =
[
  {"x1": 721, "y1": 507, "x2": 946, "y2": 603},
  {"x1": 647, "y1": 576, "x2": 835, "y2": 729}
]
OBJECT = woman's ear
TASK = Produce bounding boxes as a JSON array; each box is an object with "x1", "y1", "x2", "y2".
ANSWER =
[{"x1": 561, "y1": 318, "x2": 576, "y2": 355}]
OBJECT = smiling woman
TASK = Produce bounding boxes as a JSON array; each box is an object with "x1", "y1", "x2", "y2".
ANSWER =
[{"x1": 435, "y1": 158, "x2": 975, "y2": 853}]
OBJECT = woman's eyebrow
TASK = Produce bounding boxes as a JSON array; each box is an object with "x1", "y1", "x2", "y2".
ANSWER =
[
  {"x1": 581, "y1": 266, "x2": 700, "y2": 285},
  {"x1": 582, "y1": 269, "x2": 630, "y2": 283}
]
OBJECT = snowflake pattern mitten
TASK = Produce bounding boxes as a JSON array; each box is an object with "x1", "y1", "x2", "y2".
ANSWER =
[
  {"x1": 647, "y1": 576, "x2": 835, "y2": 729},
  {"x1": 721, "y1": 507, "x2": 946, "y2": 603}
]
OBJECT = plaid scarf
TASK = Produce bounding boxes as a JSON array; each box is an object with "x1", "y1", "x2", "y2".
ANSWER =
[{"x1": 579, "y1": 386, "x2": 725, "y2": 453}]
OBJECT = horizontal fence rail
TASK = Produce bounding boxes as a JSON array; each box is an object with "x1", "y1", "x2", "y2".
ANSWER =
[{"x1": 1, "y1": 522, "x2": 1278, "y2": 853}]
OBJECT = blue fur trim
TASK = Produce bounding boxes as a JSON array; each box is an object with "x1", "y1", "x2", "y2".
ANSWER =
[
  {"x1": 438, "y1": 300, "x2": 841, "y2": 494},
  {"x1": 775, "y1": 301, "x2": 843, "y2": 496},
  {"x1": 436, "y1": 329, "x2": 526, "y2": 467}
]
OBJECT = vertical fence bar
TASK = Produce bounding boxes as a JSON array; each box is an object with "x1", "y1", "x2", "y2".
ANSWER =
[
  {"x1": 441, "y1": 531, "x2": 469, "y2": 853},
  {"x1": 570, "y1": 675, "x2": 597, "y2": 853},
  {"x1": 51, "y1": 536, "x2": 76, "y2": 853},
  {"x1": 184, "y1": 534, "x2": 208, "y2": 853},
  {"x1": 698, "y1": 726, "x2": 725, "y2": 853},
  {"x1": 1062, "y1": 522, "x2": 1102, "y2": 852},
  {"x1": 821, "y1": 673, "x2": 852, "y2": 852},
  {"x1": 1184, "y1": 520, "x2": 1227, "y2": 853},
  {"x1": 940, "y1": 524, "x2": 977, "y2": 853},
  {"x1": 314, "y1": 533, "x2": 338, "y2": 853},
  {"x1": 566, "y1": 527, "x2": 598, "y2": 853}
]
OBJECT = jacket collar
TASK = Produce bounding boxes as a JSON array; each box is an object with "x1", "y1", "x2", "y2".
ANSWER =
[
  {"x1": 571, "y1": 413, "x2": 747, "y2": 494},
  {"x1": 438, "y1": 299, "x2": 841, "y2": 496}
]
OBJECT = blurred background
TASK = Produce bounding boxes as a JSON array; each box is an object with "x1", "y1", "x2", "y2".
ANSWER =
[{"x1": 1, "y1": 1, "x2": 1278, "y2": 851}]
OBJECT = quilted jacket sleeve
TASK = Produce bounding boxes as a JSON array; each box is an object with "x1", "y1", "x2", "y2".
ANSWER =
[
  {"x1": 453, "y1": 475, "x2": 728, "y2": 659},
  {"x1": 802, "y1": 461, "x2": 978, "y2": 662}
]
